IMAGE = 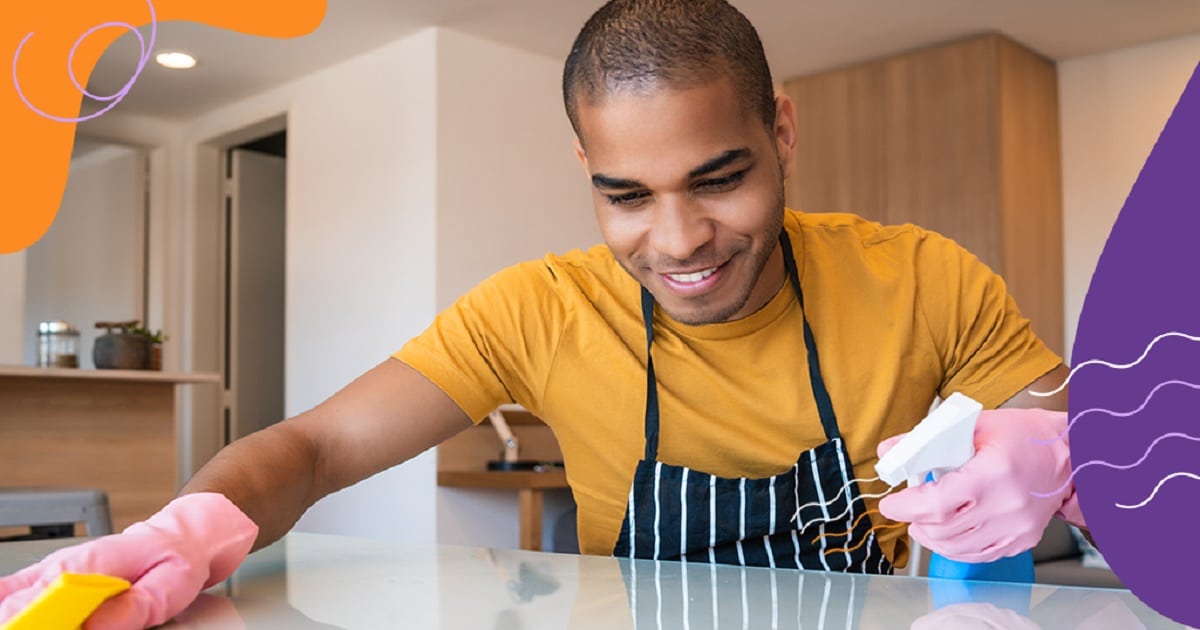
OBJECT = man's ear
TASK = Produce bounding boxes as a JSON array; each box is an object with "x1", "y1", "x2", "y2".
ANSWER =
[
  {"x1": 573, "y1": 137, "x2": 589, "y2": 173},
  {"x1": 773, "y1": 93, "x2": 798, "y2": 176}
]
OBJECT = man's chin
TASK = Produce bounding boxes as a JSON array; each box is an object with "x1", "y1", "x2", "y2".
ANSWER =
[{"x1": 655, "y1": 296, "x2": 746, "y2": 326}]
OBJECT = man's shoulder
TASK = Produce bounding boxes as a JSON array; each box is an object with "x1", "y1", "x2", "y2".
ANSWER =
[
  {"x1": 485, "y1": 243, "x2": 633, "y2": 300},
  {"x1": 786, "y1": 209, "x2": 944, "y2": 256}
]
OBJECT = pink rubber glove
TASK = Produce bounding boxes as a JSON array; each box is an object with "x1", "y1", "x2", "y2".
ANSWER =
[
  {"x1": 0, "y1": 492, "x2": 258, "y2": 629},
  {"x1": 877, "y1": 408, "x2": 1080, "y2": 563}
]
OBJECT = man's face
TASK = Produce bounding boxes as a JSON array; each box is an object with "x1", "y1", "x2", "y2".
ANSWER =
[{"x1": 573, "y1": 76, "x2": 796, "y2": 325}]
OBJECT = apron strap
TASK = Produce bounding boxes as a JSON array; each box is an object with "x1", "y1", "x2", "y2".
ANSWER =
[
  {"x1": 779, "y1": 230, "x2": 842, "y2": 442},
  {"x1": 640, "y1": 286, "x2": 661, "y2": 461}
]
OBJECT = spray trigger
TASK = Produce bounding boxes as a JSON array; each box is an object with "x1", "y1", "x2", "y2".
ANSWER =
[{"x1": 874, "y1": 392, "x2": 982, "y2": 488}]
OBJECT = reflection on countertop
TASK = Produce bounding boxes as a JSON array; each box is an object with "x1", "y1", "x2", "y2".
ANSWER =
[{"x1": 2, "y1": 533, "x2": 1177, "y2": 629}]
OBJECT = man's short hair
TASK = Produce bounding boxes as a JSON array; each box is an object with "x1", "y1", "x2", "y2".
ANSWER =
[{"x1": 563, "y1": 0, "x2": 777, "y2": 141}]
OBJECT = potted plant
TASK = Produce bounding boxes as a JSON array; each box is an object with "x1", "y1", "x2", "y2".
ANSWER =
[{"x1": 93, "y1": 321, "x2": 167, "y2": 370}]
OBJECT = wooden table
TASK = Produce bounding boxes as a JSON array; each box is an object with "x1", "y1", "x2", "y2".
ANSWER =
[
  {"x1": 436, "y1": 406, "x2": 568, "y2": 552},
  {"x1": 437, "y1": 469, "x2": 568, "y2": 551},
  {"x1": 0, "y1": 365, "x2": 219, "y2": 532}
]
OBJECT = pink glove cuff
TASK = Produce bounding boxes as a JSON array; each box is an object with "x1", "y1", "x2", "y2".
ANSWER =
[{"x1": 1055, "y1": 488, "x2": 1086, "y2": 529}]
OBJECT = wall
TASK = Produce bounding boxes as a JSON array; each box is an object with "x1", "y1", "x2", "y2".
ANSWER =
[
  {"x1": 177, "y1": 29, "x2": 441, "y2": 543},
  {"x1": 1059, "y1": 34, "x2": 1200, "y2": 361},
  {"x1": 22, "y1": 146, "x2": 145, "y2": 369},
  {"x1": 0, "y1": 253, "x2": 24, "y2": 364},
  {"x1": 285, "y1": 30, "x2": 441, "y2": 542},
  {"x1": 434, "y1": 29, "x2": 599, "y2": 550},
  {"x1": 176, "y1": 27, "x2": 598, "y2": 547}
]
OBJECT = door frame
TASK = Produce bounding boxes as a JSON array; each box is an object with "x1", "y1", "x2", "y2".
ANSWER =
[{"x1": 187, "y1": 114, "x2": 288, "y2": 477}]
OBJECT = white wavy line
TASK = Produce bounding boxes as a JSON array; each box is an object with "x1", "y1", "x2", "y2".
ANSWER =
[
  {"x1": 1029, "y1": 331, "x2": 1200, "y2": 397},
  {"x1": 1032, "y1": 432, "x2": 1200, "y2": 497},
  {"x1": 1034, "y1": 379, "x2": 1200, "y2": 444},
  {"x1": 1115, "y1": 472, "x2": 1200, "y2": 509},
  {"x1": 789, "y1": 475, "x2": 887, "y2": 523},
  {"x1": 797, "y1": 486, "x2": 900, "y2": 530}
]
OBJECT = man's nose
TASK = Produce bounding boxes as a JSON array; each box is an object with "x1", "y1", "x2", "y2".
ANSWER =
[{"x1": 648, "y1": 195, "x2": 713, "y2": 263}]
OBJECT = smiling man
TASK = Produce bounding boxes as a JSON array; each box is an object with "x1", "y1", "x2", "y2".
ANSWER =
[{"x1": 0, "y1": 0, "x2": 1086, "y2": 627}]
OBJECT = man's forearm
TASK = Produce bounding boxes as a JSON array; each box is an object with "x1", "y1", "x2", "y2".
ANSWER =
[{"x1": 179, "y1": 420, "x2": 324, "y2": 551}]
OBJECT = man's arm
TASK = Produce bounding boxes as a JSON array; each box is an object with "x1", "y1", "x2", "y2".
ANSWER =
[
  {"x1": 180, "y1": 358, "x2": 473, "y2": 550},
  {"x1": 999, "y1": 363, "x2": 1069, "y2": 412}
]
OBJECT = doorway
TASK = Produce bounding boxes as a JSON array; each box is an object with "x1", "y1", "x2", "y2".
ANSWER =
[{"x1": 220, "y1": 131, "x2": 287, "y2": 445}]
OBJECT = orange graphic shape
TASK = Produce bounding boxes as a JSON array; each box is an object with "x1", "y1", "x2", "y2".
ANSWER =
[{"x1": 1, "y1": 0, "x2": 327, "y2": 253}]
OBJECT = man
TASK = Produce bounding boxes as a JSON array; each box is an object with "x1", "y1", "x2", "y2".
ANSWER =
[{"x1": 0, "y1": 0, "x2": 1085, "y2": 626}]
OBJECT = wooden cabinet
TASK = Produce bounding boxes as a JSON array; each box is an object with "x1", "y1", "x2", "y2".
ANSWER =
[
  {"x1": 0, "y1": 366, "x2": 220, "y2": 532},
  {"x1": 784, "y1": 33, "x2": 1064, "y2": 354}
]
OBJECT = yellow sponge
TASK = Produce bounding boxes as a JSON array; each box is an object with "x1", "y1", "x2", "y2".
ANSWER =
[{"x1": 2, "y1": 573, "x2": 130, "y2": 630}]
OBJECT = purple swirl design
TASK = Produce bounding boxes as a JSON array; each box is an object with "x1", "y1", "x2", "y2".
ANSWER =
[{"x1": 11, "y1": 0, "x2": 157, "y2": 122}]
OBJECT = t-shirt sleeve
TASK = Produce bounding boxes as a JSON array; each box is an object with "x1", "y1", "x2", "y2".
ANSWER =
[
  {"x1": 913, "y1": 229, "x2": 1062, "y2": 409},
  {"x1": 392, "y1": 259, "x2": 568, "y2": 423}
]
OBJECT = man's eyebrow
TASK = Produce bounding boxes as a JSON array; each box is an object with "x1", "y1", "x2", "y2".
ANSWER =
[
  {"x1": 591, "y1": 174, "x2": 645, "y2": 190},
  {"x1": 590, "y1": 148, "x2": 753, "y2": 190},
  {"x1": 688, "y1": 148, "x2": 752, "y2": 179}
]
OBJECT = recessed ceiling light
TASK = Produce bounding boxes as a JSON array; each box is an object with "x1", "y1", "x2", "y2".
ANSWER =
[{"x1": 155, "y1": 52, "x2": 197, "y2": 70}]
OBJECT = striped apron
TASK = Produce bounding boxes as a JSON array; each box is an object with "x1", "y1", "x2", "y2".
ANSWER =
[{"x1": 612, "y1": 230, "x2": 893, "y2": 575}]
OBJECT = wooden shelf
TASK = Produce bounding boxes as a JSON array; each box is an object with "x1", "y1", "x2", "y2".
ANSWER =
[
  {"x1": 0, "y1": 365, "x2": 219, "y2": 384},
  {"x1": 438, "y1": 469, "x2": 568, "y2": 490}
]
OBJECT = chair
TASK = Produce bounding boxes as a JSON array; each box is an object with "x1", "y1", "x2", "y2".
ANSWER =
[{"x1": 0, "y1": 488, "x2": 114, "y2": 542}]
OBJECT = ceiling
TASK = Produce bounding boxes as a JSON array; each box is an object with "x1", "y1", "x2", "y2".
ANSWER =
[{"x1": 87, "y1": 0, "x2": 1200, "y2": 121}]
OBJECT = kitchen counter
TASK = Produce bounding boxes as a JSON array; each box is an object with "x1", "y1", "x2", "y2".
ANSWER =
[{"x1": 0, "y1": 365, "x2": 220, "y2": 531}]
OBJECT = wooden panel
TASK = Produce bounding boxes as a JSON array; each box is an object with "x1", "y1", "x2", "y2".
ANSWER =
[
  {"x1": 784, "y1": 63, "x2": 886, "y2": 219},
  {"x1": 0, "y1": 378, "x2": 177, "y2": 532},
  {"x1": 881, "y1": 35, "x2": 1003, "y2": 270},
  {"x1": 779, "y1": 32, "x2": 1064, "y2": 358},
  {"x1": 996, "y1": 37, "x2": 1066, "y2": 355},
  {"x1": 518, "y1": 489, "x2": 544, "y2": 551}
]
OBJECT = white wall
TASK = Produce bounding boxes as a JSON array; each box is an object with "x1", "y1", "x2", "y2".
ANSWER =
[
  {"x1": 22, "y1": 146, "x2": 145, "y2": 369},
  {"x1": 1060, "y1": 35, "x2": 1200, "y2": 361},
  {"x1": 177, "y1": 27, "x2": 598, "y2": 548},
  {"x1": 285, "y1": 30, "x2": 440, "y2": 542},
  {"x1": 434, "y1": 29, "x2": 600, "y2": 306},
  {"x1": 0, "y1": 253, "x2": 25, "y2": 364},
  {"x1": 179, "y1": 29, "x2": 442, "y2": 543},
  {"x1": 433, "y1": 29, "x2": 599, "y2": 550}
]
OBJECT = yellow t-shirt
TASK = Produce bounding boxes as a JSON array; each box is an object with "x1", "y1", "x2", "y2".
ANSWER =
[{"x1": 395, "y1": 209, "x2": 1061, "y2": 567}]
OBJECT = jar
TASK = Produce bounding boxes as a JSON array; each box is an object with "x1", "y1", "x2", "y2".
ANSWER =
[{"x1": 37, "y1": 321, "x2": 80, "y2": 368}]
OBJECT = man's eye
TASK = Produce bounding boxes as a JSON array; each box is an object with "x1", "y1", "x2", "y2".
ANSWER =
[
  {"x1": 696, "y1": 170, "x2": 746, "y2": 192},
  {"x1": 605, "y1": 191, "x2": 650, "y2": 206}
]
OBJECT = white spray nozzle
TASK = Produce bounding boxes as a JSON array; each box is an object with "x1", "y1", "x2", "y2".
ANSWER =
[{"x1": 874, "y1": 392, "x2": 983, "y2": 487}]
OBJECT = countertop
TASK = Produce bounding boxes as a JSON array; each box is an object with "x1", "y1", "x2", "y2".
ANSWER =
[
  {"x1": 0, "y1": 364, "x2": 219, "y2": 384},
  {"x1": 0, "y1": 533, "x2": 1183, "y2": 629}
]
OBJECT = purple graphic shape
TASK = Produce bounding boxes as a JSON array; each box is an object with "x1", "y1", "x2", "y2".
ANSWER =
[{"x1": 1072, "y1": 60, "x2": 1200, "y2": 626}]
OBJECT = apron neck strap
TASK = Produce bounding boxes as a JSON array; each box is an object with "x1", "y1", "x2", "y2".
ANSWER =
[
  {"x1": 639, "y1": 229, "x2": 842, "y2": 462},
  {"x1": 640, "y1": 287, "x2": 661, "y2": 461},
  {"x1": 779, "y1": 230, "x2": 841, "y2": 442}
]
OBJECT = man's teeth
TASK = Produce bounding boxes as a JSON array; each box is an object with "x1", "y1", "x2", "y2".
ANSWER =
[{"x1": 666, "y1": 267, "x2": 718, "y2": 283}]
